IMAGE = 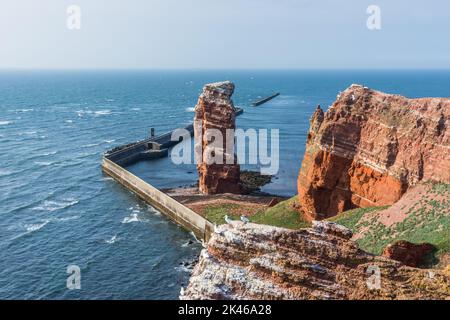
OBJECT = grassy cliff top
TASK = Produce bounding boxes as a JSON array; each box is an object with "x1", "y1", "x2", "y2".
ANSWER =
[
  {"x1": 205, "y1": 196, "x2": 311, "y2": 230},
  {"x1": 329, "y1": 182, "x2": 450, "y2": 267}
]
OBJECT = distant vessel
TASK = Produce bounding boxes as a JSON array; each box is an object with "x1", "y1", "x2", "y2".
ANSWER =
[{"x1": 251, "y1": 93, "x2": 280, "y2": 106}]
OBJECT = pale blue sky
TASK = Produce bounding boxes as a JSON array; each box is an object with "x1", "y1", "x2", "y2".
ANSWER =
[{"x1": 1, "y1": 0, "x2": 449, "y2": 69}]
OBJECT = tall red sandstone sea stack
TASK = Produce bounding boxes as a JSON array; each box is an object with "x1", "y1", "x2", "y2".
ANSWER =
[
  {"x1": 194, "y1": 81, "x2": 241, "y2": 194},
  {"x1": 298, "y1": 84, "x2": 450, "y2": 220}
]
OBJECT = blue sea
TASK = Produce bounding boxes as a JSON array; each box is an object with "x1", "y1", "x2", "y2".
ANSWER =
[{"x1": 1, "y1": 70, "x2": 449, "y2": 299}]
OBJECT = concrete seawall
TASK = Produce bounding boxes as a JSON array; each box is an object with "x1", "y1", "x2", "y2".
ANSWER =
[
  {"x1": 102, "y1": 158, "x2": 214, "y2": 241},
  {"x1": 102, "y1": 108, "x2": 243, "y2": 242}
]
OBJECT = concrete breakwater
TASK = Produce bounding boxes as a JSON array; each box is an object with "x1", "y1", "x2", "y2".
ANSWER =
[
  {"x1": 102, "y1": 158, "x2": 214, "y2": 241},
  {"x1": 102, "y1": 108, "x2": 243, "y2": 241},
  {"x1": 251, "y1": 93, "x2": 280, "y2": 106}
]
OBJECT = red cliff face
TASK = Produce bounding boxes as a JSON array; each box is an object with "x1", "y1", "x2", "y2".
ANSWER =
[
  {"x1": 298, "y1": 85, "x2": 450, "y2": 220},
  {"x1": 194, "y1": 81, "x2": 241, "y2": 194}
]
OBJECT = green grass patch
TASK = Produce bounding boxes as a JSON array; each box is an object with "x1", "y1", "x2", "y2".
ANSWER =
[
  {"x1": 250, "y1": 197, "x2": 311, "y2": 230},
  {"x1": 328, "y1": 206, "x2": 388, "y2": 230},
  {"x1": 328, "y1": 182, "x2": 450, "y2": 263},
  {"x1": 204, "y1": 197, "x2": 311, "y2": 230},
  {"x1": 204, "y1": 203, "x2": 241, "y2": 225}
]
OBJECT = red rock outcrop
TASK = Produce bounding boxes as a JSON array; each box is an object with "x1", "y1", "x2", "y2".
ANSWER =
[
  {"x1": 382, "y1": 241, "x2": 435, "y2": 268},
  {"x1": 194, "y1": 81, "x2": 241, "y2": 194},
  {"x1": 181, "y1": 221, "x2": 449, "y2": 300},
  {"x1": 298, "y1": 85, "x2": 450, "y2": 220}
]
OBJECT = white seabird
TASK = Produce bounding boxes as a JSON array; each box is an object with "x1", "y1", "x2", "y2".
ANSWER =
[
  {"x1": 224, "y1": 215, "x2": 233, "y2": 224},
  {"x1": 240, "y1": 215, "x2": 250, "y2": 224}
]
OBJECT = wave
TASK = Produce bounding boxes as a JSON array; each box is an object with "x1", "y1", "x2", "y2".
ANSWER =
[
  {"x1": 185, "y1": 107, "x2": 195, "y2": 112},
  {"x1": 131, "y1": 108, "x2": 141, "y2": 111},
  {"x1": 76, "y1": 109, "x2": 113, "y2": 117},
  {"x1": 54, "y1": 215, "x2": 80, "y2": 222},
  {"x1": 147, "y1": 206, "x2": 161, "y2": 216},
  {"x1": 24, "y1": 220, "x2": 50, "y2": 233},
  {"x1": 32, "y1": 198, "x2": 79, "y2": 212},
  {"x1": 0, "y1": 120, "x2": 13, "y2": 126},
  {"x1": 19, "y1": 131, "x2": 37, "y2": 136},
  {"x1": 34, "y1": 161, "x2": 54, "y2": 166},
  {"x1": 0, "y1": 169, "x2": 13, "y2": 177},
  {"x1": 94, "y1": 110, "x2": 112, "y2": 116},
  {"x1": 82, "y1": 142, "x2": 101, "y2": 148},
  {"x1": 105, "y1": 235, "x2": 119, "y2": 244},
  {"x1": 103, "y1": 139, "x2": 115, "y2": 144},
  {"x1": 40, "y1": 151, "x2": 58, "y2": 156},
  {"x1": 6, "y1": 108, "x2": 33, "y2": 113},
  {"x1": 121, "y1": 213, "x2": 140, "y2": 224},
  {"x1": 65, "y1": 120, "x2": 74, "y2": 123}
]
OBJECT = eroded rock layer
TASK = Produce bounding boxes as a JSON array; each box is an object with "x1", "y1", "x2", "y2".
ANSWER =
[
  {"x1": 194, "y1": 81, "x2": 241, "y2": 194},
  {"x1": 382, "y1": 240, "x2": 435, "y2": 268},
  {"x1": 298, "y1": 85, "x2": 450, "y2": 219},
  {"x1": 181, "y1": 221, "x2": 449, "y2": 300}
]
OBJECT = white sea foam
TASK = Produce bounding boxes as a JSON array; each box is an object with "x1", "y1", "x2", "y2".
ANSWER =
[
  {"x1": 65, "y1": 120, "x2": 73, "y2": 123},
  {"x1": 181, "y1": 241, "x2": 191, "y2": 247},
  {"x1": 122, "y1": 213, "x2": 139, "y2": 224},
  {"x1": 76, "y1": 110, "x2": 94, "y2": 117},
  {"x1": 131, "y1": 107, "x2": 141, "y2": 111},
  {"x1": 94, "y1": 110, "x2": 112, "y2": 116},
  {"x1": 82, "y1": 142, "x2": 101, "y2": 148},
  {"x1": 0, "y1": 169, "x2": 13, "y2": 177},
  {"x1": 32, "y1": 198, "x2": 79, "y2": 212},
  {"x1": 147, "y1": 206, "x2": 161, "y2": 216},
  {"x1": 34, "y1": 161, "x2": 53, "y2": 166},
  {"x1": 105, "y1": 235, "x2": 119, "y2": 244},
  {"x1": 0, "y1": 121, "x2": 13, "y2": 126},
  {"x1": 103, "y1": 139, "x2": 115, "y2": 144},
  {"x1": 189, "y1": 231, "x2": 202, "y2": 244},
  {"x1": 54, "y1": 215, "x2": 80, "y2": 222},
  {"x1": 19, "y1": 131, "x2": 37, "y2": 136},
  {"x1": 24, "y1": 220, "x2": 50, "y2": 233},
  {"x1": 10, "y1": 108, "x2": 34, "y2": 113},
  {"x1": 175, "y1": 264, "x2": 194, "y2": 273},
  {"x1": 185, "y1": 107, "x2": 195, "y2": 112},
  {"x1": 40, "y1": 151, "x2": 57, "y2": 156}
]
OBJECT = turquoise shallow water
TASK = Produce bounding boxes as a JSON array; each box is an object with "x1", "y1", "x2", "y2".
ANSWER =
[{"x1": 0, "y1": 70, "x2": 449, "y2": 299}]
